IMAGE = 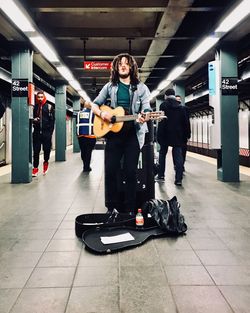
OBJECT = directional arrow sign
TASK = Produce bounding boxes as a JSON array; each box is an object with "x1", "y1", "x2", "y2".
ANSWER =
[{"x1": 83, "y1": 61, "x2": 112, "y2": 70}]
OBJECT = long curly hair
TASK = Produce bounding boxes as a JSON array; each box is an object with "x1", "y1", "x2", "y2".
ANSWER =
[{"x1": 110, "y1": 53, "x2": 140, "y2": 86}]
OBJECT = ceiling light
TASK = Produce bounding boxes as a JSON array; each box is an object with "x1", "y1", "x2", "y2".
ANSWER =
[
  {"x1": 167, "y1": 66, "x2": 187, "y2": 81},
  {"x1": 69, "y1": 80, "x2": 81, "y2": 91},
  {"x1": 78, "y1": 90, "x2": 90, "y2": 102},
  {"x1": 157, "y1": 80, "x2": 171, "y2": 91},
  {"x1": 185, "y1": 36, "x2": 219, "y2": 63},
  {"x1": 149, "y1": 90, "x2": 160, "y2": 100},
  {"x1": 56, "y1": 66, "x2": 74, "y2": 81},
  {"x1": 215, "y1": 0, "x2": 250, "y2": 33},
  {"x1": 0, "y1": 0, "x2": 35, "y2": 32},
  {"x1": 29, "y1": 36, "x2": 59, "y2": 63}
]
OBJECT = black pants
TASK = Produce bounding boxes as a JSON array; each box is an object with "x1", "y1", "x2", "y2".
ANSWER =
[
  {"x1": 158, "y1": 144, "x2": 184, "y2": 182},
  {"x1": 78, "y1": 136, "x2": 96, "y2": 170},
  {"x1": 33, "y1": 132, "x2": 52, "y2": 168},
  {"x1": 105, "y1": 129, "x2": 140, "y2": 214}
]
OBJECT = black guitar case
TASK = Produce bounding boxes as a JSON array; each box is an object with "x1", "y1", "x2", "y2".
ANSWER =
[{"x1": 82, "y1": 226, "x2": 167, "y2": 254}]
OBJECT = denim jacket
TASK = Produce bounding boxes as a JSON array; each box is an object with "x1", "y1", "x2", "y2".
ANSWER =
[{"x1": 93, "y1": 82, "x2": 151, "y2": 149}]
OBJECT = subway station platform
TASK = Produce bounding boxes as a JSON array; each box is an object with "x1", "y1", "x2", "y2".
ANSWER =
[{"x1": 0, "y1": 148, "x2": 250, "y2": 313}]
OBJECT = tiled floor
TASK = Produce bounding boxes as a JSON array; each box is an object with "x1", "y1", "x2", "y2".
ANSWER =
[{"x1": 0, "y1": 148, "x2": 250, "y2": 313}]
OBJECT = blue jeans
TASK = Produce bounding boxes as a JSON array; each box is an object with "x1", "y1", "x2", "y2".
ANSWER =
[{"x1": 158, "y1": 144, "x2": 183, "y2": 182}]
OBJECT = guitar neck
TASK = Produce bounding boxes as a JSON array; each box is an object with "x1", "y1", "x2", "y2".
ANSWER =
[{"x1": 115, "y1": 114, "x2": 138, "y2": 122}]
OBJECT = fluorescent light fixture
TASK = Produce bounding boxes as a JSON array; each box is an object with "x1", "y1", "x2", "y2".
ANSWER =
[
  {"x1": 79, "y1": 90, "x2": 91, "y2": 102},
  {"x1": 167, "y1": 66, "x2": 187, "y2": 81},
  {"x1": 157, "y1": 79, "x2": 170, "y2": 91},
  {"x1": 29, "y1": 36, "x2": 59, "y2": 63},
  {"x1": 185, "y1": 36, "x2": 219, "y2": 63},
  {"x1": 215, "y1": 0, "x2": 250, "y2": 33},
  {"x1": 0, "y1": 0, "x2": 35, "y2": 32},
  {"x1": 149, "y1": 90, "x2": 160, "y2": 100},
  {"x1": 69, "y1": 80, "x2": 81, "y2": 91},
  {"x1": 56, "y1": 66, "x2": 74, "y2": 81}
]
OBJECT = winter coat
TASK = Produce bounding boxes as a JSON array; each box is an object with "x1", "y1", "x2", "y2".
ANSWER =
[{"x1": 157, "y1": 96, "x2": 190, "y2": 147}]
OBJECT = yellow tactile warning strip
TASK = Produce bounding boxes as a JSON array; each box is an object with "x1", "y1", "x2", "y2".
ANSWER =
[{"x1": 187, "y1": 151, "x2": 250, "y2": 177}]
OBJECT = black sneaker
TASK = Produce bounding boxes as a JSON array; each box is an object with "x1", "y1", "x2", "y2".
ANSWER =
[
  {"x1": 174, "y1": 180, "x2": 182, "y2": 186},
  {"x1": 155, "y1": 176, "x2": 165, "y2": 182}
]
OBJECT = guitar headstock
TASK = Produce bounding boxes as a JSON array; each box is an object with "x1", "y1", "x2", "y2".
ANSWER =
[{"x1": 148, "y1": 111, "x2": 166, "y2": 121}]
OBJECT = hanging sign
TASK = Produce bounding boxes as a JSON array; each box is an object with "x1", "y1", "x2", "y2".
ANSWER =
[
  {"x1": 12, "y1": 79, "x2": 29, "y2": 97},
  {"x1": 83, "y1": 61, "x2": 112, "y2": 70},
  {"x1": 221, "y1": 77, "x2": 238, "y2": 95}
]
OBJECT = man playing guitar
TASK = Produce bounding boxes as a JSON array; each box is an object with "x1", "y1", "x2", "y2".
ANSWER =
[{"x1": 89, "y1": 53, "x2": 152, "y2": 215}]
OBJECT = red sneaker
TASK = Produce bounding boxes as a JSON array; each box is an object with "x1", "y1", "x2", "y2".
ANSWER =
[
  {"x1": 43, "y1": 162, "x2": 49, "y2": 175},
  {"x1": 32, "y1": 168, "x2": 39, "y2": 177}
]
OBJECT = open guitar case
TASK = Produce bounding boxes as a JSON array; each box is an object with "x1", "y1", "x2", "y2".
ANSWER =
[{"x1": 75, "y1": 210, "x2": 167, "y2": 254}]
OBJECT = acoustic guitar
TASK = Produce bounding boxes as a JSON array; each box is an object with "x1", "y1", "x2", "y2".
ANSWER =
[{"x1": 93, "y1": 105, "x2": 166, "y2": 138}]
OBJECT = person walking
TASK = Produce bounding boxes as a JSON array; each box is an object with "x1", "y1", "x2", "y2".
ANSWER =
[
  {"x1": 175, "y1": 95, "x2": 191, "y2": 172},
  {"x1": 32, "y1": 91, "x2": 55, "y2": 177},
  {"x1": 90, "y1": 53, "x2": 151, "y2": 214},
  {"x1": 156, "y1": 88, "x2": 190, "y2": 186},
  {"x1": 76, "y1": 99, "x2": 96, "y2": 172}
]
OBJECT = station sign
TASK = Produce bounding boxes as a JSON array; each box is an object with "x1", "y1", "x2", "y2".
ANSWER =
[
  {"x1": 221, "y1": 77, "x2": 238, "y2": 95},
  {"x1": 12, "y1": 79, "x2": 29, "y2": 97},
  {"x1": 83, "y1": 61, "x2": 112, "y2": 70}
]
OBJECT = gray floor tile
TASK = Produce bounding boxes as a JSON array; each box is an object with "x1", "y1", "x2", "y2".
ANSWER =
[
  {"x1": 206, "y1": 265, "x2": 250, "y2": 285},
  {"x1": 158, "y1": 250, "x2": 201, "y2": 265},
  {"x1": 11, "y1": 239, "x2": 50, "y2": 252},
  {"x1": 164, "y1": 265, "x2": 214, "y2": 285},
  {"x1": 196, "y1": 250, "x2": 243, "y2": 265},
  {"x1": 0, "y1": 251, "x2": 42, "y2": 268},
  {"x1": 73, "y1": 266, "x2": 118, "y2": 287},
  {"x1": 171, "y1": 286, "x2": 233, "y2": 313},
  {"x1": 26, "y1": 267, "x2": 75, "y2": 288},
  {"x1": 219, "y1": 285, "x2": 250, "y2": 313},
  {"x1": 37, "y1": 251, "x2": 80, "y2": 267},
  {"x1": 0, "y1": 289, "x2": 21, "y2": 313},
  {"x1": 66, "y1": 286, "x2": 119, "y2": 313},
  {"x1": 10, "y1": 288, "x2": 70, "y2": 313},
  {"x1": 120, "y1": 285, "x2": 177, "y2": 313},
  {"x1": 0, "y1": 268, "x2": 33, "y2": 288},
  {"x1": 46, "y1": 239, "x2": 83, "y2": 252},
  {"x1": 119, "y1": 241, "x2": 160, "y2": 267},
  {"x1": 120, "y1": 265, "x2": 167, "y2": 287},
  {"x1": 187, "y1": 236, "x2": 228, "y2": 250},
  {"x1": 78, "y1": 249, "x2": 118, "y2": 267}
]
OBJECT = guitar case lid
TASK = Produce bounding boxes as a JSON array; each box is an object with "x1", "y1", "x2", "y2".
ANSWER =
[
  {"x1": 75, "y1": 212, "x2": 136, "y2": 238},
  {"x1": 82, "y1": 226, "x2": 167, "y2": 254}
]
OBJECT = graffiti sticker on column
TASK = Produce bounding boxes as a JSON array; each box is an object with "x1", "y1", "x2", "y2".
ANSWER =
[
  {"x1": 221, "y1": 77, "x2": 238, "y2": 96},
  {"x1": 12, "y1": 79, "x2": 28, "y2": 97}
]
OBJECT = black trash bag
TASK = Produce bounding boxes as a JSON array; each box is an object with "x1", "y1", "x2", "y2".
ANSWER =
[{"x1": 143, "y1": 196, "x2": 187, "y2": 235}]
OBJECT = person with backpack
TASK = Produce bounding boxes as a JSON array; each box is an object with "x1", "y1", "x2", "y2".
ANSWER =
[
  {"x1": 76, "y1": 99, "x2": 96, "y2": 172},
  {"x1": 32, "y1": 91, "x2": 55, "y2": 177}
]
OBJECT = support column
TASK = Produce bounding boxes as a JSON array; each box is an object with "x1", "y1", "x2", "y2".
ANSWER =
[
  {"x1": 55, "y1": 84, "x2": 67, "y2": 161},
  {"x1": 72, "y1": 97, "x2": 80, "y2": 153},
  {"x1": 11, "y1": 48, "x2": 33, "y2": 183},
  {"x1": 174, "y1": 82, "x2": 185, "y2": 103},
  {"x1": 218, "y1": 45, "x2": 239, "y2": 182}
]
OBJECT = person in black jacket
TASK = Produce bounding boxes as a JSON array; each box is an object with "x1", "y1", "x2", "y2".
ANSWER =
[
  {"x1": 156, "y1": 88, "x2": 190, "y2": 186},
  {"x1": 176, "y1": 95, "x2": 191, "y2": 171},
  {"x1": 32, "y1": 91, "x2": 55, "y2": 177}
]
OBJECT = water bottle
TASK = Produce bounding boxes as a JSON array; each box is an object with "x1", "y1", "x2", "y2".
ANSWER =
[{"x1": 136, "y1": 208, "x2": 144, "y2": 227}]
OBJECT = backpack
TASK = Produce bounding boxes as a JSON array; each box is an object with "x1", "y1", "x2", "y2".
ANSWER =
[{"x1": 142, "y1": 196, "x2": 187, "y2": 235}]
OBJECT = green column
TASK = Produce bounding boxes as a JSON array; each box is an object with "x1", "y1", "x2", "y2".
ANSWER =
[
  {"x1": 55, "y1": 84, "x2": 67, "y2": 161},
  {"x1": 11, "y1": 48, "x2": 33, "y2": 183},
  {"x1": 217, "y1": 45, "x2": 239, "y2": 182},
  {"x1": 174, "y1": 82, "x2": 185, "y2": 103},
  {"x1": 72, "y1": 97, "x2": 80, "y2": 153}
]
